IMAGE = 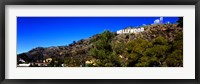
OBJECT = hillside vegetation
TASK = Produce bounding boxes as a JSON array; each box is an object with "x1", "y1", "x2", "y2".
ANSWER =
[{"x1": 17, "y1": 22, "x2": 183, "y2": 67}]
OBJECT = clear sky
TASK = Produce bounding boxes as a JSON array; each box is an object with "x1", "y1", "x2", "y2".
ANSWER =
[{"x1": 17, "y1": 17, "x2": 179, "y2": 54}]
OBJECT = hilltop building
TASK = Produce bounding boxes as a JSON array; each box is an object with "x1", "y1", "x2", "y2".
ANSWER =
[{"x1": 154, "y1": 17, "x2": 163, "y2": 24}]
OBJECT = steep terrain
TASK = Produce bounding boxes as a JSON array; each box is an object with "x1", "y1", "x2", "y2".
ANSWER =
[{"x1": 17, "y1": 23, "x2": 183, "y2": 67}]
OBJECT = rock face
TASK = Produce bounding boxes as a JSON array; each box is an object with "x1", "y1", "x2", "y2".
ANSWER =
[{"x1": 17, "y1": 23, "x2": 183, "y2": 67}]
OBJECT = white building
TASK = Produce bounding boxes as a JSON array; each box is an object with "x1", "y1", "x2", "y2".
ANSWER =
[
  {"x1": 117, "y1": 27, "x2": 144, "y2": 34},
  {"x1": 154, "y1": 17, "x2": 163, "y2": 24},
  {"x1": 19, "y1": 58, "x2": 25, "y2": 63},
  {"x1": 166, "y1": 21, "x2": 170, "y2": 24},
  {"x1": 17, "y1": 63, "x2": 31, "y2": 67}
]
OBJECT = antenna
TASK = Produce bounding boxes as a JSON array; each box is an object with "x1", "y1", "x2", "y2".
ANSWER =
[{"x1": 160, "y1": 17, "x2": 163, "y2": 24}]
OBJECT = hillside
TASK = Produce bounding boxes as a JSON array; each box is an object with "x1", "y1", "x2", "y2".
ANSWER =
[{"x1": 17, "y1": 23, "x2": 183, "y2": 67}]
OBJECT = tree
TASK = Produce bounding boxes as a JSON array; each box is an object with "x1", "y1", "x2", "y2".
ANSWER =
[
  {"x1": 125, "y1": 38, "x2": 152, "y2": 67},
  {"x1": 111, "y1": 41, "x2": 125, "y2": 54},
  {"x1": 73, "y1": 41, "x2": 76, "y2": 45},
  {"x1": 89, "y1": 30, "x2": 120, "y2": 67},
  {"x1": 177, "y1": 17, "x2": 183, "y2": 27},
  {"x1": 166, "y1": 50, "x2": 183, "y2": 67}
]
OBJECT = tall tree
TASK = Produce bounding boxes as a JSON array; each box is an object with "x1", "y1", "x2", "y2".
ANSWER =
[{"x1": 177, "y1": 17, "x2": 183, "y2": 27}]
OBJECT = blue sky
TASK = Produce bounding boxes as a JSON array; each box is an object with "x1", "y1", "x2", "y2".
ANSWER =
[{"x1": 17, "y1": 17, "x2": 179, "y2": 54}]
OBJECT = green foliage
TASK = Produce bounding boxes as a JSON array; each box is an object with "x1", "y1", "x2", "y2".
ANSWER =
[
  {"x1": 166, "y1": 50, "x2": 183, "y2": 67},
  {"x1": 111, "y1": 41, "x2": 125, "y2": 54},
  {"x1": 88, "y1": 29, "x2": 183, "y2": 67},
  {"x1": 126, "y1": 38, "x2": 151, "y2": 54},
  {"x1": 152, "y1": 36, "x2": 168, "y2": 45},
  {"x1": 136, "y1": 56, "x2": 159, "y2": 67},
  {"x1": 125, "y1": 35, "x2": 182, "y2": 67},
  {"x1": 144, "y1": 45, "x2": 170, "y2": 58},
  {"x1": 89, "y1": 30, "x2": 124, "y2": 67},
  {"x1": 63, "y1": 57, "x2": 81, "y2": 67}
]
